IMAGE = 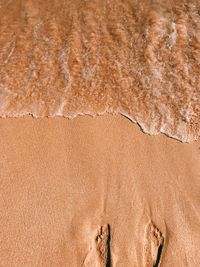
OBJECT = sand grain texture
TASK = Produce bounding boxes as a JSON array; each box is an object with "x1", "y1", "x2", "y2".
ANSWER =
[
  {"x1": 0, "y1": 115, "x2": 200, "y2": 266},
  {"x1": 0, "y1": 0, "x2": 200, "y2": 266}
]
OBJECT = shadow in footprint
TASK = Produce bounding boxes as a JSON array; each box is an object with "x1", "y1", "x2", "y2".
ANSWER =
[
  {"x1": 153, "y1": 243, "x2": 164, "y2": 267},
  {"x1": 106, "y1": 224, "x2": 111, "y2": 267}
]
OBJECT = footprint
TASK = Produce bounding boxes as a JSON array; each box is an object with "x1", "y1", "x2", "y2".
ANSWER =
[
  {"x1": 143, "y1": 221, "x2": 164, "y2": 267},
  {"x1": 96, "y1": 224, "x2": 111, "y2": 267},
  {"x1": 83, "y1": 224, "x2": 111, "y2": 267}
]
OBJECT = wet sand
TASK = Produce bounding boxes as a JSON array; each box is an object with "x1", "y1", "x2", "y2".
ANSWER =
[
  {"x1": 1, "y1": 0, "x2": 200, "y2": 141},
  {"x1": 0, "y1": 115, "x2": 199, "y2": 266}
]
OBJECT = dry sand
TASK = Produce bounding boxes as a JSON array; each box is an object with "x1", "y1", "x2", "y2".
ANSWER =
[{"x1": 0, "y1": 115, "x2": 200, "y2": 266}]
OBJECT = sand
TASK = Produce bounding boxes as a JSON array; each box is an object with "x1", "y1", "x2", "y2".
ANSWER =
[
  {"x1": 0, "y1": 115, "x2": 200, "y2": 266},
  {"x1": 0, "y1": 0, "x2": 200, "y2": 265}
]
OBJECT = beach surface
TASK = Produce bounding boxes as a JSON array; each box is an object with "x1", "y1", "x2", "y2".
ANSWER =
[
  {"x1": 0, "y1": 115, "x2": 199, "y2": 266},
  {"x1": 0, "y1": 0, "x2": 200, "y2": 265}
]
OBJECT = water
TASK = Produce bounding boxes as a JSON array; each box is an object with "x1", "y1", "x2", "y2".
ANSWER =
[{"x1": 0, "y1": 0, "x2": 200, "y2": 142}]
